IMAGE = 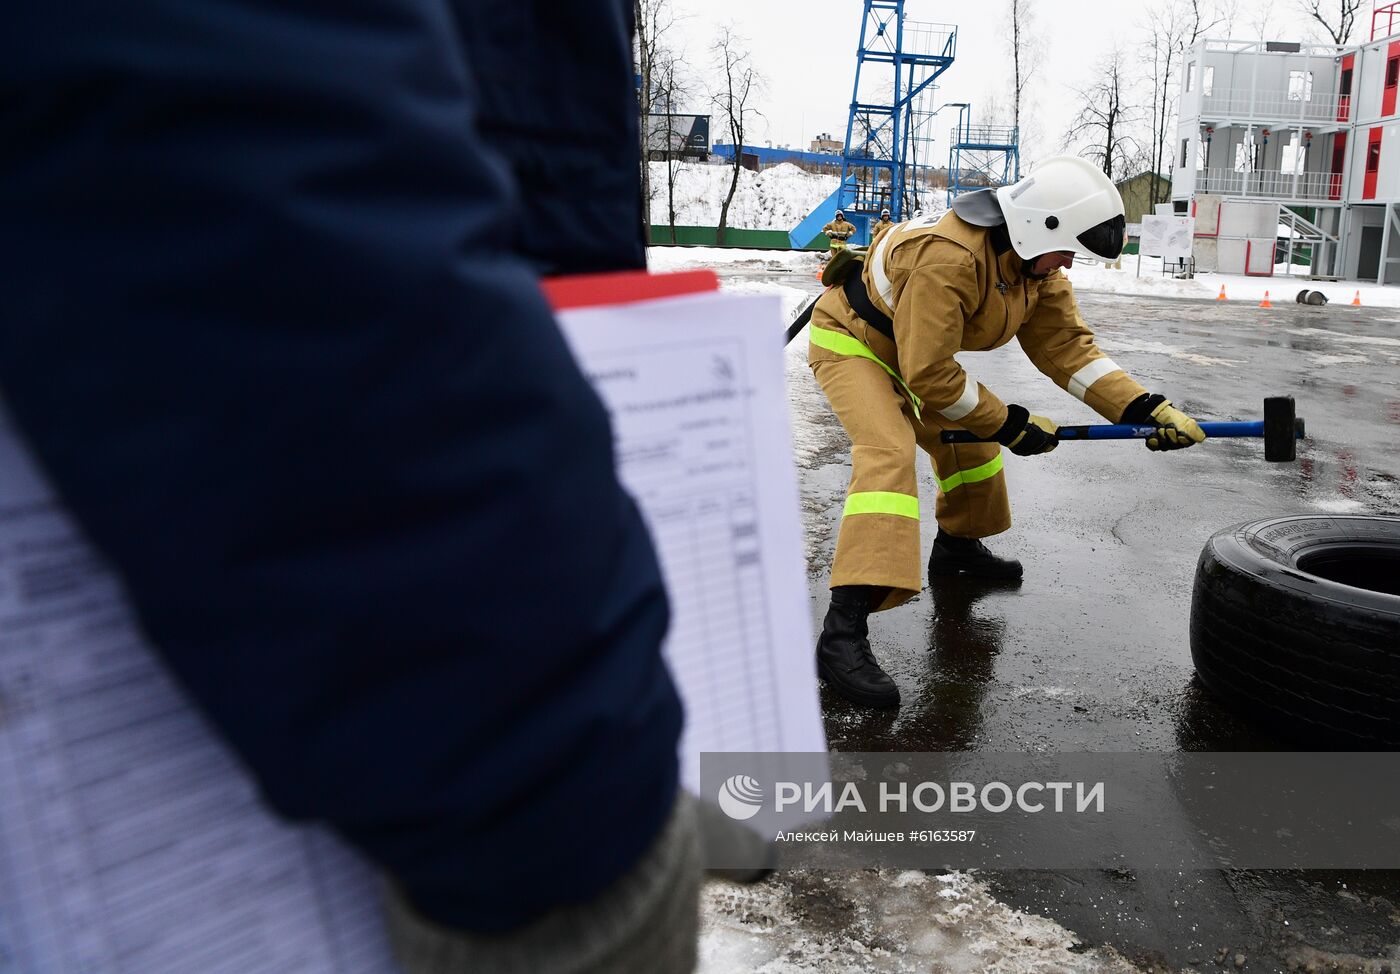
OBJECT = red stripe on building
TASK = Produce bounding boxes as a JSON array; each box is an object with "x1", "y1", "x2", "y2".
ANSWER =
[
  {"x1": 1362, "y1": 127, "x2": 1383, "y2": 200},
  {"x1": 1330, "y1": 132, "x2": 1348, "y2": 199},
  {"x1": 1383, "y1": 42, "x2": 1400, "y2": 117},
  {"x1": 1340, "y1": 54, "x2": 1355, "y2": 122}
]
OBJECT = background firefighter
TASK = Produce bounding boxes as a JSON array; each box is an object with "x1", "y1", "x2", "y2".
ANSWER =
[
  {"x1": 871, "y1": 208, "x2": 895, "y2": 239},
  {"x1": 822, "y1": 210, "x2": 857, "y2": 253},
  {"x1": 807, "y1": 156, "x2": 1206, "y2": 710}
]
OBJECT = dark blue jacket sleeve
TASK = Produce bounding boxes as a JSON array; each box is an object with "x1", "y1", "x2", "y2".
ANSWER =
[{"x1": 0, "y1": 0, "x2": 681, "y2": 933}]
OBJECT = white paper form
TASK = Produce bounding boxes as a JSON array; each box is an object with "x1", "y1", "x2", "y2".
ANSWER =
[
  {"x1": 0, "y1": 410, "x2": 400, "y2": 974},
  {"x1": 555, "y1": 290, "x2": 827, "y2": 790}
]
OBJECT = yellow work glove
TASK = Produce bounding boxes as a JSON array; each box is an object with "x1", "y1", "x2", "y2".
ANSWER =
[
  {"x1": 1122, "y1": 393, "x2": 1206, "y2": 451},
  {"x1": 1147, "y1": 400, "x2": 1206, "y2": 451},
  {"x1": 993, "y1": 405, "x2": 1059, "y2": 456}
]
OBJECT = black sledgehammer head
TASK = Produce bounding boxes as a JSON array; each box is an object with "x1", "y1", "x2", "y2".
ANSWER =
[{"x1": 1263, "y1": 396, "x2": 1301, "y2": 462}]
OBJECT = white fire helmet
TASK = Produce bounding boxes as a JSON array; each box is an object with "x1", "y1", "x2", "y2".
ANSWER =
[
  {"x1": 995, "y1": 155, "x2": 1126, "y2": 263},
  {"x1": 880, "y1": 208, "x2": 890, "y2": 218}
]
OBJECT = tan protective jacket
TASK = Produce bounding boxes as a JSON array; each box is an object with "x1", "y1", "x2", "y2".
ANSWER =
[
  {"x1": 871, "y1": 217, "x2": 895, "y2": 238},
  {"x1": 822, "y1": 218, "x2": 856, "y2": 240},
  {"x1": 835, "y1": 209, "x2": 1147, "y2": 438}
]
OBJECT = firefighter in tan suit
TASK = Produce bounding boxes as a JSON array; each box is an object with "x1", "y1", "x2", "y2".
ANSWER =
[
  {"x1": 822, "y1": 211, "x2": 856, "y2": 252},
  {"x1": 871, "y1": 208, "x2": 895, "y2": 239},
  {"x1": 808, "y1": 156, "x2": 1205, "y2": 708}
]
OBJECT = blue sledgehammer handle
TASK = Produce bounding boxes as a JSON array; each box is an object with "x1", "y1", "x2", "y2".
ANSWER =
[
  {"x1": 941, "y1": 421, "x2": 1281, "y2": 443},
  {"x1": 938, "y1": 397, "x2": 1304, "y2": 461}
]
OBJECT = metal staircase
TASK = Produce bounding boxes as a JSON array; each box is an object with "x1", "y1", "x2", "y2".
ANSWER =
[{"x1": 1277, "y1": 206, "x2": 1337, "y2": 276}]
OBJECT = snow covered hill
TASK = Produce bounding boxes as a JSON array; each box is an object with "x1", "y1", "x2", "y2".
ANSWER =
[{"x1": 646, "y1": 162, "x2": 839, "y2": 232}]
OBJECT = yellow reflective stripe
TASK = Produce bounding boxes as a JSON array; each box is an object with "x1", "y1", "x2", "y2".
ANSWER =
[
  {"x1": 809, "y1": 327, "x2": 923, "y2": 420},
  {"x1": 937, "y1": 452, "x2": 1005, "y2": 493},
  {"x1": 843, "y1": 491, "x2": 920, "y2": 519}
]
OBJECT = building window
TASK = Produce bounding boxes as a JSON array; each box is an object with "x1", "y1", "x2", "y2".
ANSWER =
[
  {"x1": 1181, "y1": 139, "x2": 1190, "y2": 168},
  {"x1": 1186, "y1": 61, "x2": 1196, "y2": 92},
  {"x1": 1281, "y1": 133, "x2": 1305, "y2": 174},
  {"x1": 1387, "y1": 56, "x2": 1399, "y2": 88},
  {"x1": 1202, "y1": 66, "x2": 1215, "y2": 96},
  {"x1": 1367, "y1": 142, "x2": 1381, "y2": 173},
  {"x1": 1288, "y1": 70, "x2": 1314, "y2": 101},
  {"x1": 1235, "y1": 142, "x2": 1252, "y2": 172}
]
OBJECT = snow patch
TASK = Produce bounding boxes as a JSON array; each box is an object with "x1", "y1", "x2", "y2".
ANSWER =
[
  {"x1": 699, "y1": 870, "x2": 1140, "y2": 974},
  {"x1": 649, "y1": 247, "x2": 821, "y2": 272},
  {"x1": 1011, "y1": 686, "x2": 1075, "y2": 699},
  {"x1": 1064, "y1": 255, "x2": 1400, "y2": 308},
  {"x1": 1283, "y1": 327, "x2": 1400, "y2": 348},
  {"x1": 1100, "y1": 338, "x2": 1241, "y2": 368},
  {"x1": 1062, "y1": 262, "x2": 1210, "y2": 301},
  {"x1": 1308, "y1": 498, "x2": 1370, "y2": 513},
  {"x1": 718, "y1": 279, "x2": 813, "y2": 324},
  {"x1": 1306, "y1": 353, "x2": 1371, "y2": 367}
]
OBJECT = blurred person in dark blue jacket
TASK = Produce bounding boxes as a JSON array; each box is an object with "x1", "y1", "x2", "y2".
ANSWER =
[{"x1": 0, "y1": 1, "x2": 700, "y2": 970}]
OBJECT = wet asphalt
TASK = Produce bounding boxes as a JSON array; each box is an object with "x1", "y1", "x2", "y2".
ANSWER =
[{"x1": 748, "y1": 261, "x2": 1400, "y2": 972}]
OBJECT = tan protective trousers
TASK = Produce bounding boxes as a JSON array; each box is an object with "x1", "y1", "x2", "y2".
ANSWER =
[{"x1": 809, "y1": 309, "x2": 1011, "y2": 612}]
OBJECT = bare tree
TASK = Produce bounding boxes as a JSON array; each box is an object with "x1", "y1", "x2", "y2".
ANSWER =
[
  {"x1": 1141, "y1": 0, "x2": 1225, "y2": 204},
  {"x1": 1141, "y1": 4, "x2": 1186, "y2": 202},
  {"x1": 1136, "y1": 0, "x2": 1226, "y2": 202},
  {"x1": 651, "y1": 51, "x2": 693, "y2": 243},
  {"x1": 980, "y1": 92, "x2": 1009, "y2": 127},
  {"x1": 1006, "y1": 0, "x2": 1043, "y2": 147},
  {"x1": 1065, "y1": 47, "x2": 1140, "y2": 181},
  {"x1": 1297, "y1": 0, "x2": 1363, "y2": 43},
  {"x1": 1213, "y1": 0, "x2": 1243, "y2": 36},
  {"x1": 1185, "y1": 0, "x2": 1228, "y2": 40},
  {"x1": 711, "y1": 26, "x2": 763, "y2": 246},
  {"x1": 635, "y1": 0, "x2": 677, "y2": 243}
]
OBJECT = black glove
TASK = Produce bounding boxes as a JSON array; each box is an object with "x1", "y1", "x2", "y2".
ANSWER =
[
  {"x1": 1121, "y1": 393, "x2": 1207, "y2": 451},
  {"x1": 993, "y1": 404, "x2": 1059, "y2": 456}
]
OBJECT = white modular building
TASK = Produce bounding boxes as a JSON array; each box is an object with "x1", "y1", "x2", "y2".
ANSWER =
[{"x1": 1170, "y1": 9, "x2": 1400, "y2": 283}]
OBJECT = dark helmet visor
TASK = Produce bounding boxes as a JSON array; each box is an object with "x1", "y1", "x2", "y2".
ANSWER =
[{"x1": 1077, "y1": 214, "x2": 1126, "y2": 260}]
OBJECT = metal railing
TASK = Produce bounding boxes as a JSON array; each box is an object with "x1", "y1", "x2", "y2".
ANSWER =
[
  {"x1": 1373, "y1": 0, "x2": 1399, "y2": 40},
  {"x1": 1198, "y1": 88, "x2": 1352, "y2": 123},
  {"x1": 900, "y1": 20, "x2": 958, "y2": 61},
  {"x1": 948, "y1": 125, "x2": 1019, "y2": 147},
  {"x1": 1194, "y1": 167, "x2": 1343, "y2": 200}
]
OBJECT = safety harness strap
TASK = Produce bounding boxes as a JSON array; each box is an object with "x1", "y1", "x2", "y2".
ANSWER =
[
  {"x1": 809, "y1": 327, "x2": 923, "y2": 421},
  {"x1": 842, "y1": 271, "x2": 894, "y2": 340}
]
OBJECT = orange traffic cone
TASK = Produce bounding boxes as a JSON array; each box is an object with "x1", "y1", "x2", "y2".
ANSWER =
[
  {"x1": 1352, "y1": 290, "x2": 1362, "y2": 306},
  {"x1": 1216, "y1": 285, "x2": 1228, "y2": 301},
  {"x1": 1259, "y1": 290, "x2": 1273, "y2": 308}
]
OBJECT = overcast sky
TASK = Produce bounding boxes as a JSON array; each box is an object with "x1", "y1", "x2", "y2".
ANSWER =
[{"x1": 663, "y1": 0, "x2": 1327, "y2": 171}]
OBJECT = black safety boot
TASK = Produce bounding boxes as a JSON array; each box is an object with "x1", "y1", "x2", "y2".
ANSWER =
[
  {"x1": 927, "y1": 530, "x2": 1024, "y2": 580},
  {"x1": 815, "y1": 586, "x2": 900, "y2": 709}
]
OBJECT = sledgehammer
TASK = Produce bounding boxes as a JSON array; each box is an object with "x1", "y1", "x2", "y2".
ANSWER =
[{"x1": 940, "y1": 396, "x2": 1306, "y2": 462}]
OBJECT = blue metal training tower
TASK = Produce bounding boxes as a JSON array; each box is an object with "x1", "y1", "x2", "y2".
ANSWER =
[
  {"x1": 838, "y1": 1, "x2": 956, "y2": 243},
  {"x1": 947, "y1": 104, "x2": 1021, "y2": 204}
]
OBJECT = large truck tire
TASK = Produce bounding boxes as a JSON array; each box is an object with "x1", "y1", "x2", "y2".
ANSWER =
[{"x1": 1189, "y1": 515, "x2": 1400, "y2": 748}]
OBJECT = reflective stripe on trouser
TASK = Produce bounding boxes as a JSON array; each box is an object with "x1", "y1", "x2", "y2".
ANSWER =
[
  {"x1": 811, "y1": 340, "x2": 1011, "y2": 611},
  {"x1": 811, "y1": 352, "x2": 923, "y2": 609},
  {"x1": 917, "y1": 417, "x2": 1010, "y2": 540}
]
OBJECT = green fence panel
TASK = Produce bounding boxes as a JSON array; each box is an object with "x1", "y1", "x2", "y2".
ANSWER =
[{"x1": 647, "y1": 225, "x2": 827, "y2": 250}]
